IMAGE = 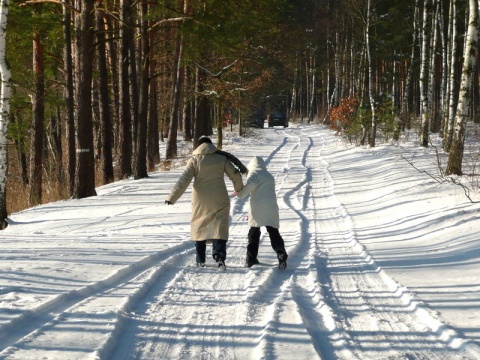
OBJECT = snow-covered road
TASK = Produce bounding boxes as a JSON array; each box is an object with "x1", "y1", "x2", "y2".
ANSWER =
[{"x1": 1, "y1": 125, "x2": 479, "y2": 359}]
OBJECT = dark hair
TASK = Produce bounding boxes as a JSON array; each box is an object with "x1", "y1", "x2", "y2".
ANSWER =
[{"x1": 198, "y1": 136, "x2": 212, "y2": 145}]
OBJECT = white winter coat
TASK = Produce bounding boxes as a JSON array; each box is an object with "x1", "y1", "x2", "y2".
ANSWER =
[
  {"x1": 166, "y1": 143, "x2": 243, "y2": 241},
  {"x1": 236, "y1": 156, "x2": 280, "y2": 229}
]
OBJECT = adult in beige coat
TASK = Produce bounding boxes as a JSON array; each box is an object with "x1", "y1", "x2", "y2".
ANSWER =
[{"x1": 166, "y1": 137, "x2": 243, "y2": 269}]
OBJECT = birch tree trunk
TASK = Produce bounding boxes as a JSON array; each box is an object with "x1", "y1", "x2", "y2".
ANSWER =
[
  {"x1": 308, "y1": 48, "x2": 316, "y2": 123},
  {"x1": 419, "y1": 0, "x2": 431, "y2": 147},
  {"x1": 0, "y1": 0, "x2": 10, "y2": 228},
  {"x1": 445, "y1": 0, "x2": 478, "y2": 175},
  {"x1": 444, "y1": 0, "x2": 459, "y2": 151},
  {"x1": 428, "y1": 0, "x2": 439, "y2": 132},
  {"x1": 289, "y1": 56, "x2": 297, "y2": 120},
  {"x1": 438, "y1": 0, "x2": 448, "y2": 135},
  {"x1": 366, "y1": 0, "x2": 377, "y2": 147}
]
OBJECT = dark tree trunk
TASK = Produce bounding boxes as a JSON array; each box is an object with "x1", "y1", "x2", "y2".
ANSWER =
[
  {"x1": 105, "y1": 15, "x2": 120, "y2": 154},
  {"x1": 193, "y1": 68, "x2": 211, "y2": 148},
  {"x1": 63, "y1": 0, "x2": 75, "y2": 196},
  {"x1": 135, "y1": 0, "x2": 149, "y2": 179},
  {"x1": 166, "y1": 29, "x2": 183, "y2": 160},
  {"x1": 73, "y1": 0, "x2": 97, "y2": 198},
  {"x1": 11, "y1": 113, "x2": 28, "y2": 185},
  {"x1": 129, "y1": 17, "x2": 139, "y2": 162},
  {"x1": 184, "y1": 68, "x2": 193, "y2": 141},
  {"x1": 195, "y1": 97, "x2": 211, "y2": 147},
  {"x1": 118, "y1": 0, "x2": 133, "y2": 178},
  {"x1": 96, "y1": 1, "x2": 114, "y2": 184},
  {"x1": 147, "y1": 78, "x2": 160, "y2": 170},
  {"x1": 146, "y1": 19, "x2": 159, "y2": 170},
  {"x1": 29, "y1": 28, "x2": 44, "y2": 206},
  {"x1": 50, "y1": 111, "x2": 63, "y2": 183}
]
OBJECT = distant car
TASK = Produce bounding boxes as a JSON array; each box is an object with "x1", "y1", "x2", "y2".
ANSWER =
[
  {"x1": 267, "y1": 113, "x2": 288, "y2": 128},
  {"x1": 247, "y1": 113, "x2": 265, "y2": 128}
]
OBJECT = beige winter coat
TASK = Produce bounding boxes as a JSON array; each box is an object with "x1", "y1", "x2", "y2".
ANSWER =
[{"x1": 166, "y1": 143, "x2": 243, "y2": 241}]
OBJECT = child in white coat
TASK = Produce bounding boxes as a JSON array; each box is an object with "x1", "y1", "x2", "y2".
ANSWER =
[{"x1": 235, "y1": 156, "x2": 288, "y2": 269}]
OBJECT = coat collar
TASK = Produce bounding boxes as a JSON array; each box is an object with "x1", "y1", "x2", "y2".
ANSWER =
[{"x1": 193, "y1": 142, "x2": 218, "y2": 155}]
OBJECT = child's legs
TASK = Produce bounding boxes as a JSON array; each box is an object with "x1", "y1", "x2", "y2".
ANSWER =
[
  {"x1": 247, "y1": 227, "x2": 261, "y2": 261},
  {"x1": 212, "y1": 239, "x2": 227, "y2": 261},
  {"x1": 195, "y1": 240, "x2": 207, "y2": 263},
  {"x1": 266, "y1": 226, "x2": 288, "y2": 259}
]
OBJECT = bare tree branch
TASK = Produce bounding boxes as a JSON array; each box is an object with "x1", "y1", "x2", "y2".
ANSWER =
[
  {"x1": 401, "y1": 149, "x2": 480, "y2": 204},
  {"x1": 151, "y1": 17, "x2": 189, "y2": 29},
  {"x1": 21, "y1": 0, "x2": 80, "y2": 12},
  {"x1": 195, "y1": 60, "x2": 239, "y2": 78}
]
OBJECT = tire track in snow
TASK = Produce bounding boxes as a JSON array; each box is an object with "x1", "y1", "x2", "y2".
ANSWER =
[
  {"x1": 285, "y1": 131, "x2": 358, "y2": 359},
  {"x1": 108, "y1": 132, "x2": 302, "y2": 359},
  {"x1": 0, "y1": 241, "x2": 192, "y2": 359},
  {"x1": 312, "y1": 129, "x2": 480, "y2": 359},
  {"x1": 245, "y1": 130, "x2": 338, "y2": 359},
  {"x1": 103, "y1": 130, "x2": 310, "y2": 359}
]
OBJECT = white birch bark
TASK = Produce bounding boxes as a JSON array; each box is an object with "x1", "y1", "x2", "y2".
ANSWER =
[
  {"x1": 308, "y1": 48, "x2": 316, "y2": 123},
  {"x1": 392, "y1": 51, "x2": 397, "y2": 112},
  {"x1": 402, "y1": 0, "x2": 420, "y2": 118},
  {"x1": 445, "y1": 0, "x2": 458, "y2": 151},
  {"x1": 366, "y1": 0, "x2": 376, "y2": 147},
  {"x1": 428, "y1": 0, "x2": 438, "y2": 131},
  {"x1": 439, "y1": 0, "x2": 448, "y2": 133},
  {"x1": 349, "y1": 26, "x2": 356, "y2": 98},
  {"x1": 446, "y1": 0, "x2": 478, "y2": 175},
  {"x1": 0, "y1": 0, "x2": 10, "y2": 227},
  {"x1": 419, "y1": 0, "x2": 431, "y2": 147}
]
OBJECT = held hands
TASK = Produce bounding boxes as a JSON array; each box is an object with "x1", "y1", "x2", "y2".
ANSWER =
[
  {"x1": 165, "y1": 200, "x2": 172, "y2": 205},
  {"x1": 233, "y1": 192, "x2": 237, "y2": 197}
]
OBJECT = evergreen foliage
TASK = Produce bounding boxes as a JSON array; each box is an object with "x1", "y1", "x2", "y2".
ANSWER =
[{"x1": 1, "y1": 0, "x2": 479, "y2": 217}]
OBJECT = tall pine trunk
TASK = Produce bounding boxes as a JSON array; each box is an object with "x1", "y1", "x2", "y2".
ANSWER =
[
  {"x1": 73, "y1": 0, "x2": 96, "y2": 198},
  {"x1": 96, "y1": 1, "x2": 114, "y2": 184},
  {"x1": 135, "y1": 0, "x2": 149, "y2": 179},
  {"x1": 147, "y1": 60, "x2": 160, "y2": 169},
  {"x1": 118, "y1": 0, "x2": 133, "y2": 178},
  {"x1": 166, "y1": 28, "x2": 184, "y2": 159},
  {"x1": 29, "y1": 24, "x2": 44, "y2": 206},
  {"x1": 63, "y1": 0, "x2": 75, "y2": 196}
]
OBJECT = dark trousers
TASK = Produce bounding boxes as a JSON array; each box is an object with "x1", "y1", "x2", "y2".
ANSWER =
[
  {"x1": 247, "y1": 226, "x2": 287, "y2": 262},
  {"x1": 195, "y1": 240, "x2": 227, "y2": 263}
]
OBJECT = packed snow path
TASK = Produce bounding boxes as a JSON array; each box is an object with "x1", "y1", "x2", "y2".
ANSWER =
[{"x1": 1, "y1": 125, "x2": 479, "y2": 359}]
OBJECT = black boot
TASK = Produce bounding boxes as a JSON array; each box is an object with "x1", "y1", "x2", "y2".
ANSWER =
[
  {"x1": 278, "y1": 252, "x2": 288, "y2": 269},
  {"x1": 245, "y1": 257, "x2": 260, "y2": 268},
  {"x1": 214, "y1": 253, "x2": 226, "y2": 271}
]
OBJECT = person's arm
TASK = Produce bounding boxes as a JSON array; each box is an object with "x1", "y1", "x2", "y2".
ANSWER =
[
  {"x1": 224, "y1": 158, "x2": 244, "y2": 192},
  {"x1": 166, "y1": 158, "x2": 196, "y2": 204},
  {"x1": 236, "y1": 174, "x2": 257, "y2": 199}
]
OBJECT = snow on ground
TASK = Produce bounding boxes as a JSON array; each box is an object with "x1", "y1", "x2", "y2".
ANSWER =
[{"x1": 0, "y1": 124, "x2": 480, "y2": 359}]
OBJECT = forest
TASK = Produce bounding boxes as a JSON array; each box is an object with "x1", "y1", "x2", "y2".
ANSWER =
[{"x1": 0, "y1": 0, "x2": 478, "y2": 227}]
